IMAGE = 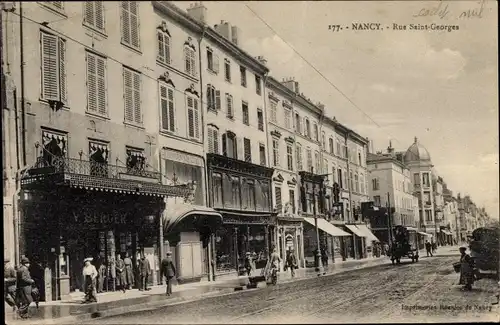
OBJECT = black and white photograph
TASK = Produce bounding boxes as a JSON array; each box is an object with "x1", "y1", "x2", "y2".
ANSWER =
[{"x1": 2, "y1": 0, "x2": 498, "y2": 324}]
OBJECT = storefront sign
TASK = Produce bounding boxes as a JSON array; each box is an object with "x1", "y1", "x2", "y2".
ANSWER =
[
  {"x1": 162, "y1": 149, "x2": 204, "y2": 167},
  {"x1": 223, "y1": 215, "x2": 275, "y2": 225},
  {"x1": 79, "y1": 213, "x2": 127, "y2": 225}
]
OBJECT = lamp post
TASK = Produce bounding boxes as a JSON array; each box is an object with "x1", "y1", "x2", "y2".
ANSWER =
[{"x1": 312, "y1": 183, "x2": 322, "y2": 275}]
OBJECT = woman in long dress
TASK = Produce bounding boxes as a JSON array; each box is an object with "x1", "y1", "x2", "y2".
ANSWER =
[
  {"x1": 82, "y1": 258, "x2": 98, "y2": 303},
  {"x1": 458, "y1": 247, "x2": 475, "y2": 291},
  {"x1": 123, "y1": 253, "x2": 134, "y2": 289}
]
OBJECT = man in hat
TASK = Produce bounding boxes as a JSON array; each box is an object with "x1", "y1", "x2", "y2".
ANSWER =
[
  {"x1": 138, "y1": 253, "x2": 151, "y2": 291},
  {"x1": 244, "y1": 252, "x2": 253, "y2": 276},
  {"x1": 160, "y1": 251, "x2": 176, "y2": 296},
  {"x1": 82, "y1": 257, "x2": 98, "y2": 303},
  {"x1": 4, "y1": 256, "x2": 18, "y2": 311},
  {"x1": 285, "y1": 249, "x2": 298, "y2": 278},
  {"x1": 16, "y1": 257, "x2": 35, "y2": 318}
]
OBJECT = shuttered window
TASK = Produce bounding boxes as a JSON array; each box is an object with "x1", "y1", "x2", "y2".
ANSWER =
[
  {"x1": 226, "y1": 94, "x2": 233, "y2": 118},
  {"x1": 184, "y1": 46, "x2": 197, "y2": 77},
  {"x1": 259, "y1": 144, "x2": 266, "y2": 166},
  {"x1": 86, "y1": 52, "x2": 107, "y2": 115},
  {"x1": 243, "y1": 138, "x2": 251, "y2": 162},
  {"x1": 187, "y1": 95, "x2": 200, "y2": 140},
  {"x1": 40, "y1": 31, "x2": 67, "y2": 103},
  {"x1": 123, "y1": 67, "x2": 141, "y2": 124},
  {"x1": 306, "y1": 148, "x2": 312, "y2": 172},
  {"x1": 207, "y1": 126, "x2": 219, "y2": 154},
  {"x1": 159, "y1": 83, "x2": 175, "y2": 132},
  {"x1": 272, "y1": 138, "x2": 279, "y2": 167},
  {"x1": 84, "y1": 1, "x2": 105, "y2": 32},
  {"x1": 121, "y1": 1, "x2": 140, "y2": 49},
  {"x1": 296, "y1": 144, "x2": 303, "y2": 171},
  {"x1": 242, "y1": 102, "x2": 249, "y2": 125},
  {"x1": 157, "y1": 31, "x2": 171, "y2": 64}
]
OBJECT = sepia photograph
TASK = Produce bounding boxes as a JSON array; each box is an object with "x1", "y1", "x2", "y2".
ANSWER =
[{"x1": 2, "y1": 0, "x2": 498, "y2": 324}]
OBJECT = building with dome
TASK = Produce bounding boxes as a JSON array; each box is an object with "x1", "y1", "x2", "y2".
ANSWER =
[{"x1": 402, "y1": 137, "x2": 438, "y2": 240}]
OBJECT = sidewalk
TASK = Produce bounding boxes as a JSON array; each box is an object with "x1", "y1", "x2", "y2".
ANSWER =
[{"x1": 5, "y1": 251, "x2": 450, "y2": 324}]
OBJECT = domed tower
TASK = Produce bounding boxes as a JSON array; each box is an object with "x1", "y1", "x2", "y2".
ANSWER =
[{"x1": 404, "y1": 137, "x2": 437, "y2": 240}]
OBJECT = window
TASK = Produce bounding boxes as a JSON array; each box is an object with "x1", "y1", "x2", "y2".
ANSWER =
[
  {"x1": 121, "y1": 1, "x2": 140, "y2": 49},
  {"x1": 41, "y1": 130, "x2": 67, "y2": 166},
  {"x1": 224, "y1": 59, "x2": 231, "y2": 82},
  {"x1": 89, "y1": 140, "x2": 109, "y2": 177},
  {"x1": 84, "y1": 1, "x2": 105, "y2": 32},
  {"x1": 272, "y1": 138, "x2": 280, "y2": 167},
  {"x1": 212, "y1": 172, "x2": 223, "y2": 207},
  {"x1": 255, "y1": 75, "x2": 261, "y2": 95},
  {"x1": 332, "y1": 165, "x2": 337, "y2": 183},
  {"x1": 422, "y1": 173, "x2": 430, "y2": 187},
  {"x1": 343, "y1": 145, "x2": 348, "y2": 159},
  {"x1": 259, "y1": 143, "x2": 266, "y2": 166},
  {"x1": 207, "y1": 125, "x2": 219, "y2": 154},
  {"x1": 123, "y1": 66, "x2": 141, "y2": 124},
  {"x1": 358, "y1": 152, "x2": 362, "y2": 166},
  {"x1": 206, "y1": 85, "x2": 220, "y2": 111},
  {"x1": 184, "y1": 46, "x2": 197, "y2": 77},
  {"x1": 225, "y1": 93, "x2": 233, "y2": 118},
  {"x1": 48, "y1": 1, "x2": 64, "y2": 10},
  {"x1": 284, "y1": 108, "x2": 292, "y2": 129},
  {"x1": 286, "y1": 144, "x2": 293, "y2": 171},
  {"x1": 423, "y1": 192, "x2": 431, "y2": 205},
  {"x1": 323, "y1": 159, "x2": 328, "y2": 175},
  {"x1": 243, "y1": 138, "x2": 251, "y2": 162},
  {"x1": 240, "y1": 66, "x2": 246, "y2": 87},
  {"x1": 159, "y1": 83, "x2": 175, "y2": 132},
  {"x1": 275, "y1": 186, "x2": 282, "y2": 211},
  {"x1": 321, "y1": 132, "x2": 326, "y2": 149},
  {"x1": 337, "y1": 168, "x2": 343, "y2": 188},
  {"x1": 289, "y1": 190, "x2": 295, "y2": 213},
  {"x1": 373, "y1": 195, "x2": 381, "y2": 206},
  {"x1": 313, "y1": 123, "x2": 319, "y2": 141},
  {"x1": 295, "y1": 113, "x2": 301, "y2": 133},
  {"x1": 306, "y1": 148, "x2": 312, "y2": 172},
  {"x1": 125, "y1": 147, "x2": 146, "y2": 174},
  {"x1": 425, "y1": 210, "x2": 432, "y2": 222},
  {"x1": 222, "y1": 132, "x2": 237, "y2": 159},
  {"x1": 314, "y1": 151, "x2": 320, "y2": 174},
  {"x1": 296, "y1": 144, "x2": 303, "y2": 171},
  {"x1": 269, "y1": 101, "x2": 277, "y2": 123},
  {"x1": 206, "y1": 48, "x2": 219, "y2": 73},
  {"x1": 242, "y1": 102, "x2": 249, "y2": 125},
  {"x1": 349, "y1": 171, "x2": 354, "y2": 190},
  {"x1": 329, "y1": 138, "x2": 334, "y2": 154},
  {"x1": 305, "y1": 119, "x2": 311, "y2": 137},
  {"x1": 157, "y1": 30, "x2": 171, "y2": 65},
  {"x1": 85, "y1": 51, "x2": 107, "y2": 115},
  {"x1": 360, "y1": 173, "x2": 365, "y2": 194},
  {"x1": 40, "y1": 31, "x2": 67, "y2": 103},
  {"x1": 355, "y1": 173, "x2": 359, "y2": 192},
  {"x1": 336, "y1": 140, "x2": 341, "y2": 156},
  {"x1": 257, "y1": 109, "x2": 264, "y2": 131},
  {"x1": 371, "y1": 178, "x2": 379, "y2": 191},
  {"x1": 413, "y1": 173, "x2": 420, "y2": 186},
  {"x1": 186, "y1": 95, "x2": 200, "y2": 139}
]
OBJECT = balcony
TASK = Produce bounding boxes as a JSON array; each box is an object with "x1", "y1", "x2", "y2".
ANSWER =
[{"x1": 21, "y1": 156, "x2": 192, "y2": 197}]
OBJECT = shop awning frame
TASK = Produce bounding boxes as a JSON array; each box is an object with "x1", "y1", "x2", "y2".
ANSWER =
[
  {"x1": 345, "y1": 224, "x2": 366, "y2": 237},
  {"x1": 418, "y1": 231, "x2": 433, "y2": 237},
  {"x1": 303, "y1": 217, "x2": 351, "y2": 237},
  {"x1": 440, "y1": 229, "x2": 453, "y2": 235},
  {"x1": 163, "y1": 203, "x2": 223, "y2": 234},
  {"x1": 406, "y1": 227, "x2": 418, "y2": 232},
  {"x1": 355, "y1": 224, "x2": 380, "y2": 242}
]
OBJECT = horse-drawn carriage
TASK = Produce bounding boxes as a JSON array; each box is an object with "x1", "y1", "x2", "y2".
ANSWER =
[
  {"x1": 389, "y1": 225, "x2": 419, "y2": 264},
  {"x1": 469, "y1": 226, "x2": 500, "y2": 281}
]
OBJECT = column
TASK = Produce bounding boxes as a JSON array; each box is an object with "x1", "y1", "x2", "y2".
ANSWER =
[
  {"x1": 264, "y1": 225, "x2": 269, "y2": 256},
  {"x1": 233, "y1": 227, "x2": 239, "y2": 272},
  {"x1": 300, "y1": 227, "x2": 305, "y2": 268},
  {"x1": 159, "y1": 208, "x2": 164, "y2": 285},
  {"x1": 246, "y1": 225, "x2": 250, "y2": 253}
]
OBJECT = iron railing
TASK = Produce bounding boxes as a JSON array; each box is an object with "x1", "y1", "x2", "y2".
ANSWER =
[{"x1": 33, "y1": 156, "x2": 161, "y2": 183}]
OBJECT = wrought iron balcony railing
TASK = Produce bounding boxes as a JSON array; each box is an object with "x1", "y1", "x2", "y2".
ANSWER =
[{"x1": 33, "y1": 156, "x2": 161, "y2": 183}]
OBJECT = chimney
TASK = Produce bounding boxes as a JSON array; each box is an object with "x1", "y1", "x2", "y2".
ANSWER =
[
  {"x1": 387, "y1": 140, "x2": 395, "y2": 157},
  {"x1": 281, "y1": 78, "x2": 298, "y2": 93},
  {"x1": 316, "y1": 102, "x2": 325, "y2": 110},
  {"x1": 256, "y1": 55, "x2": 267, "y2": 66},
  {"x1": 214, "y1": 20, "x2": 232, "y2": 41},
  {"x1": 231, "y1": 25, "x2": 241, "y2": 45},
  {"x1": 186, "y1": 2, "x2": 207, "y2": 24}
]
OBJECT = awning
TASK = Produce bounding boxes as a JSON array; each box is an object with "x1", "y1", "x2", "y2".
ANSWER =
[
  {"x1": 418, "y1": 231, "x2": 433, "y2": 237},
  {"x1": 355, "y1": 224, "x2": 380, "y2": 242},
  {"x1": 163, "y1": 203, "x2": 223, "y2": 234},
  {"x1": 440, "y1": 229, "x2": 453, "y2": 235},
  {"x1": 406, "y1": 227, "x2": 418, "y2": 232},
  {"x1": 303, "y1": 217, "x2": 351, "y2": 237},
  {"x1": 345, "y1": 224, "x2": 366, "y2": 237}
]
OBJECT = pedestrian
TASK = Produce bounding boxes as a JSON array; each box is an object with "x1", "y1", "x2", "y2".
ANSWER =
[
  {"x1": 321, "y1": 246, "x2": 329, "y2": 268},
  {"x1": 244, "y1": 252, "x2": 253, "y2": 276},
  {"x1": 285, "y1": 249, "x2": 298, "y2": 278},
  {"x1": 160, "y1": 251, "x2": 176, "y2": 296},
  {"x1": 432, "y1": 241, "x2": 437, "y2": 253},
  {"x1": 383, "y1": 242, "x2": 389, "y2": 256},
  {"x1": 97, "y1": 261, "x2": 106, "y2": 293},
  {"x1": 115, "y1": 254, "x2": 126, "y2": 292},
  {"x1": 138, "y1": 253, "x2": 151, "y2": 291},
  {"x1": 16, "y1": 257, "x2": 35, "y2": 319},
  {"x1": 425, "y1": 240, "x2": 433, "y2": 257},
  {"x1": 458, "y1": 247, "x2": 475, "y2": 291},
  {"x1": 82, "y1": 257, "x2": 98, "y2": 303},
  {"x1": 4, "y1": 257, "x2": 18, "y2": 312},
  {"x1": 28, "y1": 256, "x2": 43, "y2": 307},
  {"x1": 123, "y1": 252, "x2": 134, "y2": 290}
]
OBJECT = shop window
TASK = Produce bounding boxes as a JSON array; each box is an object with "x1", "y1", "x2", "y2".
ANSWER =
[
  {"x1": 211, "y1": 172, "x2": 223, "y2": 208},
  {"x1": 215, "y1": 227, "x2": 235, "y2": 272},
  {"x1": 242, "y1": 178, "x2": 256, "y2": 211},
  {"x1": 41, "y1": 130, "x2": 67, "y2": 166},
  {"x1": 289, "y1": 189, "x2": 295, "y2": 213},
  {"x1": 125, "y1": 147, "x2": 146, "y2": 175},
  {"x1": 89, "y1": 140, "x2": 109, "y2": 177}
]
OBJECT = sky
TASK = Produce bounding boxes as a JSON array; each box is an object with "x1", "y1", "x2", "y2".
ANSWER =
[{"x1": 174, "y1": 0, "x2": 498, "y2": 219}]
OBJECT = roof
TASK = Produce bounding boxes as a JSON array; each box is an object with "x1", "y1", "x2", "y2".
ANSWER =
[
  {"x1": 366, "y1": 152, "x2": 407, "y2": 169},
  {"x1": 404, "y1": 137, "x2": 431, "y2": 163}
]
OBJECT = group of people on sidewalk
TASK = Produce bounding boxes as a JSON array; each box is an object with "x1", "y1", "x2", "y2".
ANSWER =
[{"x1": 425, "y1": 240, "x2": 438, "y2": 257}]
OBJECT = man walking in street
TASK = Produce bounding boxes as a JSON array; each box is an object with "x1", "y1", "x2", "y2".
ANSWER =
[
  {"x1": 161, "y1": 251, "x2": 176, "y2": 296},
  {"x1": 4, "y1": 257, "x2": 18, "y2": 311},
  {"x1": 16, "y1": 257, "x2": 35, "y2": 318},
  {"x1": 425, "y1": 240, "x2": 433, "y2": 257},
  {"x1": 138, "y1": 253, "x2": 151, "y2": 291},
  {"x1": 285, "y1": 249, "x2": 298, "y2": 278}
]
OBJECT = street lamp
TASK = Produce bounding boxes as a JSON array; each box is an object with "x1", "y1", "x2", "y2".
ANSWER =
[{"x1": 312, "y1": 184, "x2": 323, "y2": 275}]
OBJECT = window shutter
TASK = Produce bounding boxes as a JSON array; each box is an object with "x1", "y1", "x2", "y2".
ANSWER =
[
  {"x1": 227, "y1": 95, "x2": 233, "y2": 117},
  {"x1": 184, "y1": 47, "x2": 191, "y2": 75},
  {"x1": 133, "y1": 72, "x2": 141, "y2": 123},
  {"x1": 208, "y1": 128, "x2": 214, "y2": 153},
  {"x1": 213, "y1": 129, "x2": 219, "y2": 154},
  {"x1": 160, "y1": 85, "x2": 168, "y2": 130},
  {"x1": 95, "y1": 2, "x2": 105, "y2": 31},
  {"x1": 157, "y1": 32, "x2": 164, "y2": 62},
  {"x1": 213, "y1": 54, "x2": 219, "y2": 73},
  {"x1": 222, "y1": 133, "x2": 227, "y2": 156},
  {"x1": 123, "y1": 68, "x2": 133, "y2": 122},
  {"x1": 121, "y1": 1, "x2": 130, "y2": 44},
  {"x1": 215, "y1": 90, "x2": 221, "y2": 110},
  {"x1": 96, "y1": 56, "x2": 106, "y2": 115},
  {"x1": 84, "y1": 2, "x2": 95, "y2": 26},
  {"x1": 41, "y1": 32, "x2": 59, "y2": 101},
  {"x1": 58, "y1": 39, "x2": 67, "y2": 103},
  {"x1": 193, "y1": 98, "x2": 199, "y2": 139},
  {"x1": 129, "y1": 1, "x2": 140, "y2": 48},
  {"x1": 244, "y1": 138, "x2": 251, "y2": 162},
  {"x1": 86, "y1": 53, "x2": 97, "y2": 112},
  {"x1": 168, "y1": 88, "x2": 175, "y2": 131},
  {"x1": 164, "y1": 35, "x2": 170, "y2": 64}
]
